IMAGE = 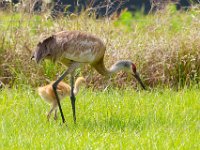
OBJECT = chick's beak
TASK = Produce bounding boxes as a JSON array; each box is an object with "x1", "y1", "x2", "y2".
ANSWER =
[
  {"x1": 133, "y1": 72, "x2": 146, "y2": 90},
  {"x1": 31, "y1": 55, "x2": 35, "y2": 60},
  {"x1": 30, "y1": 53, "x2": 40, "y2": 63}
]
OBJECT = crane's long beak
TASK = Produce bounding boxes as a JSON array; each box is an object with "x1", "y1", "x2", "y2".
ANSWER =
[{"x1": 133, "y1": 72, "x2": 146, "y2": 90}]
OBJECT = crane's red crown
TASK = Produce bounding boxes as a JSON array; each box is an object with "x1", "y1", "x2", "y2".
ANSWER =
[{"x1": 131, "y1": 63, "x2": 137, "y2": 73}]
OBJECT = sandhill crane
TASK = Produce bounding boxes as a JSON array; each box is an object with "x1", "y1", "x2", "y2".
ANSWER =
[
  {"x1": 32, "y1": 31, "x2": 146, "y2": 124},
  {"x1": 38, "y1": 77, "x2": 86, "y2": 121}
]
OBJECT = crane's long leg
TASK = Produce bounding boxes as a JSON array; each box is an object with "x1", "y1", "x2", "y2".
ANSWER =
[
  {"x1": 70, "y1": 74, "x2": 76, "y2": 123},
  {"x1": 52, "y1": 62, "x2": 80, "y2": 123}
]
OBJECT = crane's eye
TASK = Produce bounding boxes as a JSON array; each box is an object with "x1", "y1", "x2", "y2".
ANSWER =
[{"x1": 124, "y1": 62, "x2": 129, "y2": 68}]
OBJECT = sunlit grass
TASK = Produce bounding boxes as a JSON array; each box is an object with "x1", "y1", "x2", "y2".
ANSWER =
[{"x1": 0, "y1": 87, "x2": 199, "y2": 149}]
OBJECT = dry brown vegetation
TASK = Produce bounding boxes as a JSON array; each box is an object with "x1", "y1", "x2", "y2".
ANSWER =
[{"x1": 0, "y1": 5, "x2": 200, "y2": 89}]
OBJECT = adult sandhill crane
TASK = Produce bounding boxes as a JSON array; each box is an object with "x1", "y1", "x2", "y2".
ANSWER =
[{"x1": 31, "y1": 31, "x2": 146, "y2": 124}]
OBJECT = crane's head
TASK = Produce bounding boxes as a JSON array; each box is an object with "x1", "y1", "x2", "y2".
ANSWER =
[
  {"x1": 114, "y1": 60, "x2": 146, "y2": 90},
  {"x1": 130, "y1": 63, "x2": 146, "y2": 90},
  {"x1": 31, "y1": 36, "x2": 55, "y2": 63}
]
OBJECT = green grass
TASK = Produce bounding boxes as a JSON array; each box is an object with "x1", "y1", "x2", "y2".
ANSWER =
[
  {"x1": 0, "y1": 5, "x2": 200, "y2": 149},
  {"x1": 0, "y1": 87, "x2": 199, "y2": 149}
]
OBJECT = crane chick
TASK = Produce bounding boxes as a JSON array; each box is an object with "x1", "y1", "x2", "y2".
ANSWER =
[{"x1": 38, "y1": 77, "x2": 86, "y2": 121}]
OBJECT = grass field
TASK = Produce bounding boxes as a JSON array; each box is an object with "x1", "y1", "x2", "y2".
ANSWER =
[
  {"x1": 0, "y1": 87, "x2": 199, "y2": 149},
  {"x1": 0, "y1": 4, "x2": 200, "y2": 150}
]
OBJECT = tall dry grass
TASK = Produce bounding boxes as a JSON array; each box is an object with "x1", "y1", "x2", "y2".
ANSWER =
[{"x1": 0, "y1": 5, "x2": 200, "y2": 89}]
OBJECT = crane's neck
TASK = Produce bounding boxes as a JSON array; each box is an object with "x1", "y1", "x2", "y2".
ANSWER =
[
  {"x1": 92, "y1": 59, "x2": 146, "y2": 90},
  {"x1": 109, "y1": 61, "x2": 129, "y2": 74},
  {"x1": 73, "y1": 77, "x2": 85, "y2": 95},
  {"x1": 92, "y1": 59, "x2": 132, "y2": 76}
]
